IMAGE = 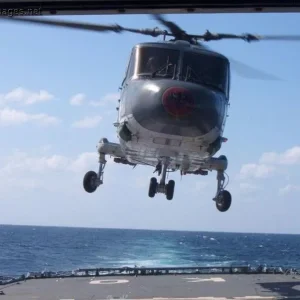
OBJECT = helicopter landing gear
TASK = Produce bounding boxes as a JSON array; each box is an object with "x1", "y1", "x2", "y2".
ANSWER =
[
  {"x1": 148, "y1": 158, "x2": 175, "y2": 200},
  {"x1": 213, "y1": 169, "x2": 232, "y2": 212},
  {"x1": 83, "y1": 152, "x2": 106, "y2": 193},
  {"x1": 215, "y1": 190, "x2": 232, "y2": 212}
]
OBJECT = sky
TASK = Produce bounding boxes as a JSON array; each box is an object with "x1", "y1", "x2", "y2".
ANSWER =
[{"x1": 1, "y1": 13, "x2": 300, "y2": 234}]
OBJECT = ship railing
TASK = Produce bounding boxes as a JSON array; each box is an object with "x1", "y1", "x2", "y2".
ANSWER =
[{"x1": 1, "y1": 265, "x2": 299, "y2": 286}]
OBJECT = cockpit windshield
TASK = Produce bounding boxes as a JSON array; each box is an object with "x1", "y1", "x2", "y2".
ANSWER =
[
  {"x1": 135, "y1": 46, "x2": 180, "y2": 78},
  {"x1": 182, "y1": 51, "x2": 229, "y2": 94}
]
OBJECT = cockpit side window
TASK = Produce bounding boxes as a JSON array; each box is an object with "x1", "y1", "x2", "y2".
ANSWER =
[
  {"x1": 122, "y1": 48, "x2": 136, "y2": 85},
  {"x1": 182, "y1": 51, "x2": 229, "y2": 96},
  {"x1": 135, "y1": 47, "x2": 180, "y2": 78},
  {"x1": 127, "y1": 48, "x2": 136, "y2": 79},
  {"x1": 226, "y1": 63, "x2": 231, "y2": 99}
]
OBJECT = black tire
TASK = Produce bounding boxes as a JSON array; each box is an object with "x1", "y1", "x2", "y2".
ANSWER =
[
  {"x1": 148, "y1": 177, "x2": 157, "y2": 198},
  {"x1": 83, "y1": 171, "x2": 98, "y2": 193},
  {"x1": 166, "y1": 180, "x2": 175, "y2": 200},
  {"x1": 216, "y1": 190, "x2": 232, "y2": 212}
]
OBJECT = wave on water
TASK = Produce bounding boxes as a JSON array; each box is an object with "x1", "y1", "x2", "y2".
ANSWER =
[{"x1": 1, "y1": 225, "x2": 300, "y2": 275}]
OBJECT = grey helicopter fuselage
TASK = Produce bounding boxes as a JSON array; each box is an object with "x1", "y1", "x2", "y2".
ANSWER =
[
  {"x1": 115, "y1": 39, "x2": 230, "y2": 172},
  {"x1": 3, "y1": 13, "x2": 288, "y2": 207}
]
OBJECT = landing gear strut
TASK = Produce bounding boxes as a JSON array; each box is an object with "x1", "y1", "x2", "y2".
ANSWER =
[
  {"x1": 178, "y1": 154, "x2": 232, "y2": 212},
  {"x1": 148, "y1": 158, "x2": 175, "y2": 200},
  {"x1": 83, "y1": 152, "x2": 106, "y2": 193},
  {"x1": 212, "y1": 157, "x2": 232, "y2": 212}
]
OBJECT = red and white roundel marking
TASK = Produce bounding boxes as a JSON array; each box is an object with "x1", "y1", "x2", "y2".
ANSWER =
[{"x1": 162, "y1": 87, "x2": 195, "y2": 117}]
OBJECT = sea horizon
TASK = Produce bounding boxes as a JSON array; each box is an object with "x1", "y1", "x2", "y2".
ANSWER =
[{"x1": 1, "y1": 223, "x2": 299, "y2": 235}]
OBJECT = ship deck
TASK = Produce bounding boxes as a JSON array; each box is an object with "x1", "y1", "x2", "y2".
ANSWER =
[{"x1": 1, "y1": 274, "x2": 300, "y2": 300}]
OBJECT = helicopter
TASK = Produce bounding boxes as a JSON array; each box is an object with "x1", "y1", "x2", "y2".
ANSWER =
[{"x1": 2, "y1": 14, "x2": 299, "y2": 212}]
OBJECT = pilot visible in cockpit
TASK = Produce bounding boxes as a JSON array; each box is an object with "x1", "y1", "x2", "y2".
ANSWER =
[{"x1": 146, "y1": 56, "x2": 160, "y2": 73}]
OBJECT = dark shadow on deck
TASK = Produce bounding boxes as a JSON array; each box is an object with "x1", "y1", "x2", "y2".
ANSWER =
[{"x1": 257, "y1": 281, "x2": 300, "y2": 300}]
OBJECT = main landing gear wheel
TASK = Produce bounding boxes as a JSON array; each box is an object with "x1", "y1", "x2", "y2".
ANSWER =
[
  {"x1": 213, "y1": 164, "x2": 232, "y2": 212},
  {"x1": 83, "y1": 171, "x2": 98, "y2": 193},
  {"x1": 83, "y1": 151, "x2": 106, "y2": 194},
  {"x1": 216, "y1": 190, "x2": 232, "y2": 212}
]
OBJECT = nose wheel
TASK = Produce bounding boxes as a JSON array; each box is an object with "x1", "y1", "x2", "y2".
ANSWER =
[
  {"x1": 148, "y1": 177, "x2": 175, "y2": 200},
  {"x1": 166, "y1": 180, "x2": 175, "y2": 200},
  {"x1": 148, "y1": 158, "x2": 175, "y2": 200},
  {"x1": 148, "y1": 177, "x2": 157, "y2": 198}
]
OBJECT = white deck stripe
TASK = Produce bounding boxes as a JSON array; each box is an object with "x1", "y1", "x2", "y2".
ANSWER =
[
  {"x1": 90, "y1": 279, "x2": 129, "y2": 284},
  {"x1": 120, "y1": 297, "x2": 279, "y2": 300},
  {"x1": 151, "y1": 297, "x2": 278, "y2": 298},
  {"x1": 96, "y1": 297, "x2": 280, "y2": 300},
  {"x1": 183, "y1": 277, "x2": 226, "y2": 283}
]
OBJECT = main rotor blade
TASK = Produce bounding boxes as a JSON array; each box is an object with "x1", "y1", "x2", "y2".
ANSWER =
[
  {"x1": 191, "y1": 31, "x2": 300, "y2": 43},
  {"x1": 0, "y1": 16, "x2": 167, "y2": 37},
  {"x1": 254, "y1": 34, "x2": 300, "y2": 41},
  {"x1": 152, "y1": 14, "x2": 186, "y2": 36},
  {"x1": 152, "y1": 14, "x2": 194, "y2": 42},
  {"x1": 229, "y1": 58, "x2": 282, "y2": 81}
]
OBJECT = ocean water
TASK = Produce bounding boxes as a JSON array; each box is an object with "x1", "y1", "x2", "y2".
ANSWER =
[{"x1": 0, "y1": 224, "x2": 300, "y2": 276}]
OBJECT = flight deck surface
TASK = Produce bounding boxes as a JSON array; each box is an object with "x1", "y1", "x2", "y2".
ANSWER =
[{"x1": 1, "y1": 274, "x2": 300, "y2": 300}]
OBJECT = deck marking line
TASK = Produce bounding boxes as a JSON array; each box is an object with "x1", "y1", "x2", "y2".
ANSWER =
[
  {"x1": 184, "y1": 277, "x2": 226, "y2": 283},
  {"x1": 139, "y1": 297, "x2": 278, "y2": 300},
  {"x1": 242, "y1": 297, "x2": 276, "y2": 299},
  {"x1": 96, "y1": 297, "x2": 280, "y2": 300},
  {"x1": 90, "y1": 279, "x2": 129, "y2": 284},
  {"x1": 98, "y1": 296, "x2": 282, "y2": 300},
  {"x1": 234, "y1": 298, "x2": 277, "y2": 300}
]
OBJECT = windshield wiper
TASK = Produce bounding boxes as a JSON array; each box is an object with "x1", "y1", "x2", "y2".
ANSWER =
[{"x1": 151, "y1": 63, "x2": 175, "y2": 78}]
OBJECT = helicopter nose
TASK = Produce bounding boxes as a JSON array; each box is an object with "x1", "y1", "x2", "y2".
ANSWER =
[
  {"x1": 159, "y1": 86, "x2": 220, "y2": 136},
  {"x1": 161, "y1": 87, "x2": 196, "y2": 118},
  {"x1": 130, "y1": 82, "x2": 222, "y2": 137}
]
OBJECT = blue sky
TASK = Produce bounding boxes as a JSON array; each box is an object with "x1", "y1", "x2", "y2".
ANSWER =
[{"x1": 1, "y1": 13, "x2": 300, "y2": 233}]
